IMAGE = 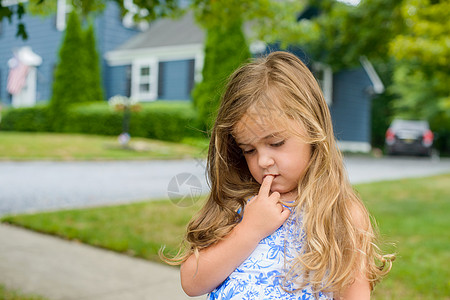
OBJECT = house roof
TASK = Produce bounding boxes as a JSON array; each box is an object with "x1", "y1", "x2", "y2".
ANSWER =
[{"x1": 115, "y1": 11, "x2": 204, "y2": 51}]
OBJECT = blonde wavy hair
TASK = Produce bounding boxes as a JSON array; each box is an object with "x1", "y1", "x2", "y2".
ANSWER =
[{"x1": 163, "y1": 51, "x2": 394, "y2": 295}]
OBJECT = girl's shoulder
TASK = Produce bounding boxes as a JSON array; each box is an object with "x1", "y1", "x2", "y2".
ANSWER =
[{"x1": 347, "y1": 200, "x2": 371, "y2": 231}]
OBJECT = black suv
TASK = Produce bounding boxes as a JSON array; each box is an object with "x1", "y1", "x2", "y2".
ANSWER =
[{"x1": 385, "y1": 119, "x2": 434, "y2": 156}]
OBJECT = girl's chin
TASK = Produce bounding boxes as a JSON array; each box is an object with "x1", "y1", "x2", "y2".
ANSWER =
[
  {"x1": 271, "y1": 190, "x2": 291, "y2": 196},
  {"x1": 270, "y1": 187, "x2": 290, "y2": 195}
]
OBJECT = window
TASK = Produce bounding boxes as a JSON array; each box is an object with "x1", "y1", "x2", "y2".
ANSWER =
[
  {"x1": 131, "y1": 60, "x2": 158, "y2": 101},
  {"x1": 312, "y1": 62, "x2": 333, "y2": 105},
  {"x1": 139, "y1": 66, "x2": 150, "y2": 92}
]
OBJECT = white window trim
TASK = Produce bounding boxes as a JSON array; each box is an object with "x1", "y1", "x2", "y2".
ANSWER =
[
  {"x1": 359, "y1": 56, "x2": 385, "y2": 94},
  {"x1": 312, "y1": 62, "x2": 333, "y2": 105},
  {"x1": 56, "y1": 0, "x2": 67, "y2": 31},
  {"x1": 131, "y1": 59, "x2": 158, "y2": 101},
  {"x1": 55, "y1": 0, "x2": 72, "y2": 31},
  {"x1": 105, "y1": 43, "x2": 203, "y2": 66},
  {"x1": 194, "y1": 52, "x2": 204, "y2": 83}
]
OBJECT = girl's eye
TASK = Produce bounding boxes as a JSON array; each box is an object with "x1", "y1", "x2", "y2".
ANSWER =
[
  {"x1": 242, "y1": 149, "x2": 255, "y2": 155},
  {"x1": 271, "y1": 140, "x2": 285, "y2": 147}
]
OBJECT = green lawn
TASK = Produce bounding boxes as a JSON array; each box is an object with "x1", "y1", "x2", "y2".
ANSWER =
[
  {"x1": 0, "y1": 285, "x2": 47, "y2": 300},
  {"x1": 2, "y1": 174, "x2": 449, "y2": 299},
  {"x1": 0, "y1": 131, "x2": 208, "y2": 161},
  {"x1": 1, "y1": 199, "x2": 204, "y2": 262},
  {"x1": 356, "y1": 174, "x2": 450, "y2": 299}
]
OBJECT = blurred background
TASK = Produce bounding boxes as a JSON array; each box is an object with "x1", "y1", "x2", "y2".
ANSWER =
[{"x1": 0, "y1": 0, "x2": 449, "y2": 299}]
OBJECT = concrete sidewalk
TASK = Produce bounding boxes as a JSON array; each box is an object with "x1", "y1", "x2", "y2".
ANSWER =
[{"x1": 0, "y1": 223, "x2": 205, "y2": 300}]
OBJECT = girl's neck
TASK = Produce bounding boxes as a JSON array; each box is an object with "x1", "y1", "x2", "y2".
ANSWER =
[{"x1": 278, "y1": 189, "x2": 298, "y2": 203}]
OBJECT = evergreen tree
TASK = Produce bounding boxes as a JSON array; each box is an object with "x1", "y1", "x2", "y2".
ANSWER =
[
  {"x1": 84, "y1": 22, "x2": 104, "y2": 101},
  {"x1": 192, "y1": 18, "x2": 250, "y2": 130},
  {"x1": 50, "y1": 9, "x2": 90, "y2": 130}
]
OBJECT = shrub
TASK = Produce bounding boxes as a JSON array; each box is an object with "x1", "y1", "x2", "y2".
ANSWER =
[
  {"x1": 50, "y1": 10, "x2": 90, "y2": 130},
  {"x1": 50, "y1": 11, "x2": 104, "y2": 131},
  {"x1": 84, "y1": 23, "x2": 104, "y2": 102},
  {"x1": 0, "y1": 105, "x2": 51, "y2": 132},
  {"x1": 1, "y1": 101, "x2": 203, "y2": 142}
]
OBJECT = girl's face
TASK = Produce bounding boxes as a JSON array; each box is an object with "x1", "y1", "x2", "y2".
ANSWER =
[{"x1": 233, "y1": 110, "x2": 311, "y2": 202}]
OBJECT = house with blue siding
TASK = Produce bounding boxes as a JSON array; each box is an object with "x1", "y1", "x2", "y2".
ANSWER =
[
  {"x1": 1, "y1": 3, "x2": 383, "y2": 152},
  {"x1": 0, "y1": 0, "x2": 139, "y2": 107},
  {"x1": 330, "y1": 61, "x2": 384, "y2": 152},
  {"x1": 105, "y1": 11, "x2": 204, "y2": 101},
  {"x1": 105, "y1": 12, "x2": 384, "y2": 152}
]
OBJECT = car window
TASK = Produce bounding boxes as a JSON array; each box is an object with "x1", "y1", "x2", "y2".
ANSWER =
[{"x1": 391, "y1": 120, "x2": 429, "y2": 130}]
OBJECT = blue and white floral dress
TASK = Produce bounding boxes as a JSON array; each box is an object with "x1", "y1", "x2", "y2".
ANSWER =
[{"x1": 207, "y1": 208, "x2": 332, "y2": 300}]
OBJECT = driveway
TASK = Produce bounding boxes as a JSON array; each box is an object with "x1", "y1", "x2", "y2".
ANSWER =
[
  {"x1": 344, "y1": 156, "x2": 450, "y2": 184},
  {"x1": 1, "y1": 156, "x2": 449, "y2": 216}
]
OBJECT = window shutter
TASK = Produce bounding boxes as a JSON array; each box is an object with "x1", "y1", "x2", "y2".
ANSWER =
[{"x1": 158, "y1": 62, "x2": 165, "y2": 98}]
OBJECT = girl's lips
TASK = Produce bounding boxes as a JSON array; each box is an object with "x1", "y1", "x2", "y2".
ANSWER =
[{"x1": 263, "y1": 174, "x2": 278, "y2": 180}]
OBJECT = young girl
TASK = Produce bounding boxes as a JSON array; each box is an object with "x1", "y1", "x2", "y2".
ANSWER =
[{"x1": 164, "y1": 51, "x2": 393, "y2": 299}]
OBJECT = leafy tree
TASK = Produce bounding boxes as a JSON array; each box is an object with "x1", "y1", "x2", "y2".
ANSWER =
[
  {"x1": 389, "y1": 0, "x2": 450, "y2": 120},
  {"x1": 27, "y1": 0, "x2": 59, "y2": 16},
  {"x1": 25, "y1": 0, "x2": 105, "y2": 17},
  {"x1": 1, "y1": 0, "x2": 176, "y2": 39},
  {"x1": 50, "y1": 9, "x2": 90, "y2": 130},
  {"x1": 190, "y1": 0, "x2": 276, "y2": 130},
  {"x1": 253, "y1": 0, "x2": 405, "y2": 70},
  {"x1": 192, "y1": 19, "x2": 251, "y2": 130},
  {"x1": 84, "y1": 22, "x2": 104, "y2": 101},
  {"x1": 0, "y1": 1, "x2": 28, "y2": 39},
  {"x1": 319, "y1": 0, "x2": 404, "y2": 69},
  {"x1": 388, "y1": 0, "x2": 450, "y2": 154}
]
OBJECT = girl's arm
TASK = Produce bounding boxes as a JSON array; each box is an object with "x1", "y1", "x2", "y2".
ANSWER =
[
  {"x1": 336, "y1": 272, "x2": 370, "y2": 300},
  {"x1": 180, "y1": 175, "x2": 290, "y2": 296},
  {"x1": 336, "y1": 203, "x2": 371, "y2": 300},
  {"x1": 180, "y1": 221, "x2": 261, "y2": 296}
]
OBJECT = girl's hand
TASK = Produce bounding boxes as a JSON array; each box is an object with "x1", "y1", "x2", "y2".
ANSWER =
[
  {"x1": 239, "y1": 175, "x2": 291, "y2": 241},
  {"x1": 180, "y1": 175, "x2": 289, "y2": 296}
]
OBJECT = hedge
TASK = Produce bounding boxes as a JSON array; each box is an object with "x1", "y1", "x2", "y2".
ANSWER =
[
  {"x1": 0, "y1": 105, "x2": 52, "y2": 132},
  {"x1": 0, "y1": 101, "x2": 205, "y2": 142}
]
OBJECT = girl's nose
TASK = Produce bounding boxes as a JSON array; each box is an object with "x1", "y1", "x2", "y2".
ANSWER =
[{"x1": 258, "y1": 152, "x2": 275, "y2": 169}]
